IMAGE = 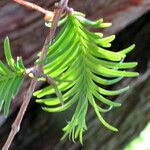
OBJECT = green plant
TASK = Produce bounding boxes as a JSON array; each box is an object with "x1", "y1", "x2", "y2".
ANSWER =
[
  {"x1": 0, "y1": 37, "x2": 25, "y2": 117},
  {"x1": 34, "y1": 12, "x2": 139, "y2": 143},
  {"x1": 1, "y1": 0, "x2": 139, "y2": 149}
]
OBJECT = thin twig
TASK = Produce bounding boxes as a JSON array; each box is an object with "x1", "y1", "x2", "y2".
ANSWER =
[
  {"x1": 2, "y1": 0, "x2": 69, "y2": 150},
  {"x1": 12, "y1": 0, "x2": 54, "y2": 19}
]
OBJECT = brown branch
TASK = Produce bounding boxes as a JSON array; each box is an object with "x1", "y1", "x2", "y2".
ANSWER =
[
  {"x1": 12, "y1": 0, "x2": 54, "y2": 21},
  {"x1": 2, "y1": 0, "x2": 69, "y2": 150}
]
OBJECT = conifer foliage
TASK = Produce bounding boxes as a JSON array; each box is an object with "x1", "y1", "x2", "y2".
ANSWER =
[
  {"x1": 0, "y1": 37, "x2": 25, "y2": 117},
  {"x1": 33, "y1": 12, "x2": 139, "y2": 143}
]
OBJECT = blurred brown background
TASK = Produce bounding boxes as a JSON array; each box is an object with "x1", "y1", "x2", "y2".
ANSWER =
[{"x1": 0, "y1": 0, "x2": 149, "y2": 150}]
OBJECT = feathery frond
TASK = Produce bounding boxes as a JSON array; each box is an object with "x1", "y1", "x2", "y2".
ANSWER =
[
  {"x1": 34, "y1": 12, "x2": 139, "y2": 143},
  {"x1": 0, "y1": 37, "x2": 25, "y2": 116}
]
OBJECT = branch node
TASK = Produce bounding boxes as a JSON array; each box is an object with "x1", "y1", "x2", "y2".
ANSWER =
[
  {"x1": 66, "y1": 7, "x2": 74, "y2": 15},
  {"x1": 12, "y1": 124, "x2": 20, "y2": 133}
]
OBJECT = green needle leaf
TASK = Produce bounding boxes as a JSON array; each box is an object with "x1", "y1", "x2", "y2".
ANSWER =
[{"x1": 4, "y1": 37, "x2": 15, "y2": 67}]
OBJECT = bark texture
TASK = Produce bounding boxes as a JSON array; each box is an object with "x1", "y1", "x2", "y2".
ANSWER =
[{"x1": 0, "y1": 0, "x2": 150, "y2": 150}]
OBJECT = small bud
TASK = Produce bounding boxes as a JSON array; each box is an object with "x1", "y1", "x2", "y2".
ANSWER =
[
  {"x1": 28, "y1": 73, "x2": 34, "y2": 78},
  {"x1": 55, "y1": 2, "x2": 60, "y2": 8},
  {"x1": 44, "y1": 11, "x2": 54, "y2": 22}
]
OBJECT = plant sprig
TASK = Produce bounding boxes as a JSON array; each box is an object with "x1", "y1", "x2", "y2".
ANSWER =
[
  {"x1": 34, "y1": 12, "x2": 139, "y2": 143},
  {"x1": 0, "y1": 0, "x2": 139, "y2": 148},
  {"x1": 0, "y1": 37, "x2": 25, "y2": 117}
]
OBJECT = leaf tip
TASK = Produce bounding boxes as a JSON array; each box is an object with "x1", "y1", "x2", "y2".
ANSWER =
[
  {"x1": 42, "y1": 107, "x2": 48, "y2": 111},
  {"x1": 113, "y1": 128, "x2": 119, "y2": 132},
  {"x1": 134, "y1": 72, "x2": 140, "y2": 77}
]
